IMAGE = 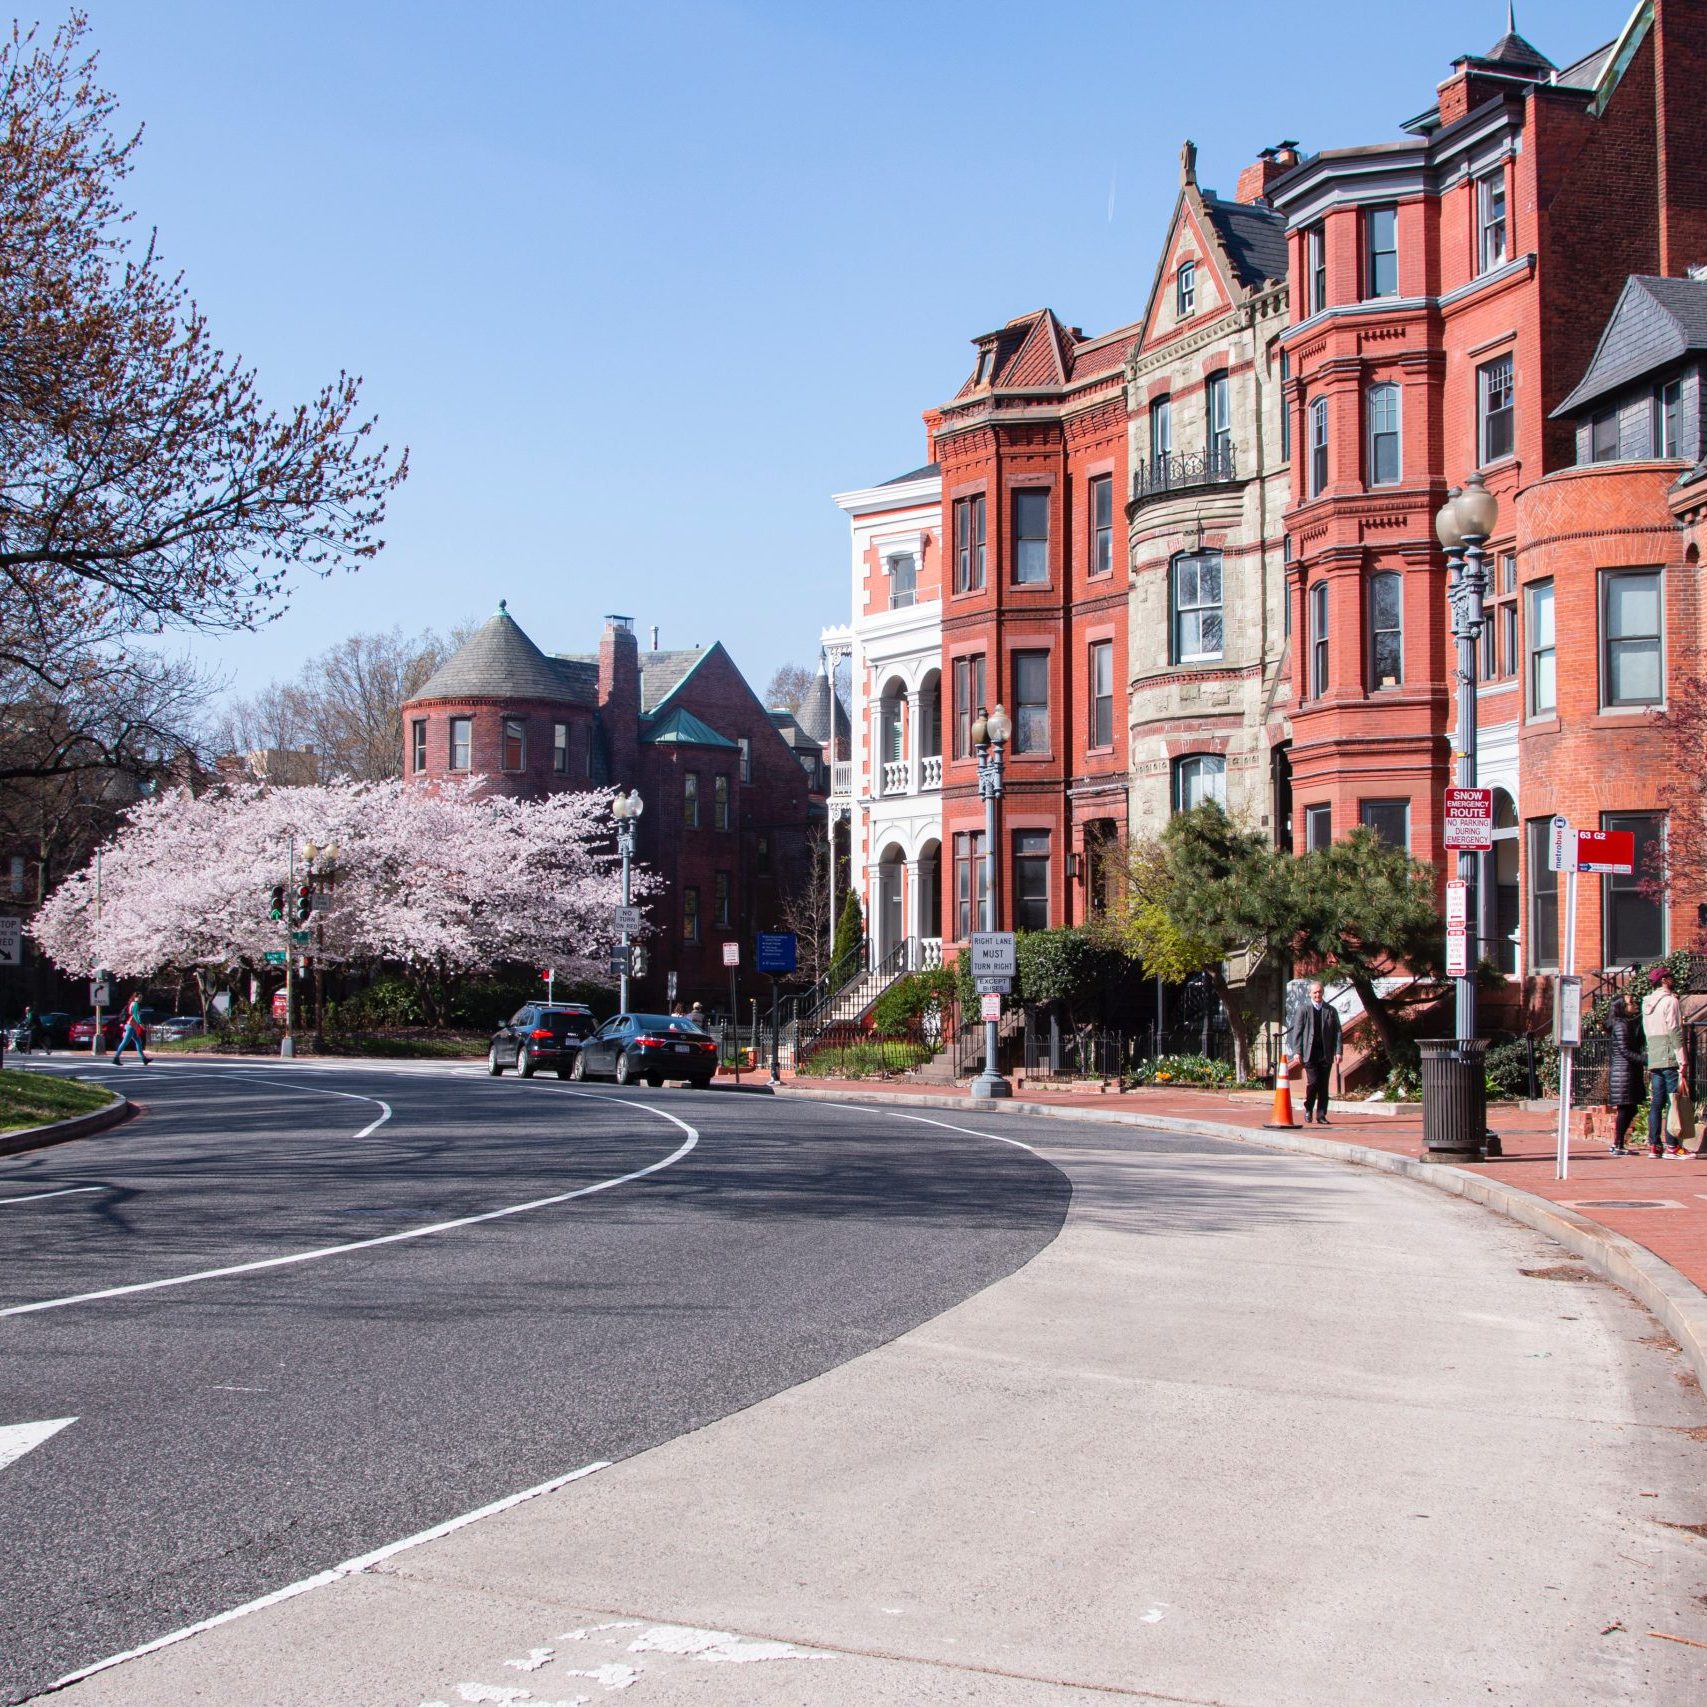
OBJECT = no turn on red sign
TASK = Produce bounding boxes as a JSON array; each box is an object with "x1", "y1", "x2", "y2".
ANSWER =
[{"x1": 1442, "y1": 787, "x2": 1494, "y2": 852}]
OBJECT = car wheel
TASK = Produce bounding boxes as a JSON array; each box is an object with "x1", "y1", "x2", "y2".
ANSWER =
[
  {"x1": 689, "y1": 1075, "x2": 713, "y2": 1090},
  {"x1": 518, "y1": 1046, "x2": 536, "y2": 1079},
  {"x1": 570, "y1": 1051, "x2": 588, "y2": 1081},
  {"x1": 487, "y1": 1046, "x2": 504, "y2": 1076},
  {"x1": 614, "y1": 1053, "x2": 634, "y2": 1086},
  {"x1": 557, "y1": 1065, "x2": 572, "y2": 1080}
]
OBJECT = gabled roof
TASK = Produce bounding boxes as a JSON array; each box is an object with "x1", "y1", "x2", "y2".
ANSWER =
[
  {"x1": 412, "y1": 603, "x2": 594, "y2": 705},
  {"x1": 1201, "y1": 192, "x2": 1288, "y2": 290},
  {"x1": 640, "y1": 647, "x2": 709, "y2": 713},
  {"x1": 642, "y1": 706, "x2": 738, "y2": 749},
  {"x1": 768, "y1": 709, "x2": 823, "y2": 754},
  {"x1": 1553, "y1": 275, "x2": 1707, "y2": 417},
  {"x1": 1002, "y1": 309, "x2": 1071, "y2": 387}
]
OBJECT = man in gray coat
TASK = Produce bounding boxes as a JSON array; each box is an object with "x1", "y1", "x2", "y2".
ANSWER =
[{"x1": 1287, "y1": 981, "x2": 1343, "y2": 1125}]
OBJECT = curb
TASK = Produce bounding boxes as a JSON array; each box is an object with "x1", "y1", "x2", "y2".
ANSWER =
[
  {"x1": 778, "y1": 1084, "x2": 1707, "y2": 1398},
  {"x1": 0, "y1": 1090, "x2": 134, "y2": 1157}
]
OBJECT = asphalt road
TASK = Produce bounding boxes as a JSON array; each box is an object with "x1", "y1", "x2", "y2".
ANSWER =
[{"x1": 0, "y1": 1060, "x2": 1094, "y2": 1704}]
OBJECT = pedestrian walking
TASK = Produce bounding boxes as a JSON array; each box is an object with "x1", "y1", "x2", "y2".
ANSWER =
[
  {"x1": 1641, "y1": 967, "x2": 1687, "y2": 1158},
  {"x1": 1285, "y1": 981, "x2": 1343, "y2": 1125},
  {"x1": 689, "y1": 1001, "x2": 708, "y2": 1032},
  {"x1": 112, "y1": 992, "x2": 149, "y2": 1067},
  {"x1": 16, "y1": 1004, "x2": 40, "y2": 1054},
  {"x1": 1605, "y1": 995, "x2": 1645, "y2": 1154}
]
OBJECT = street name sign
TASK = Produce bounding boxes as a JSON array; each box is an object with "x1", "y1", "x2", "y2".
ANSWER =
[
  {"x1": 613, "y1": 905, "x2": 642, "y2": 935},
  {"x1": 721, "y1": 941, "x2": 740, "y2": 967},
  {"x1": 755, "y1": 932, "x2": 798, "y2": 975},
  {"x1": 262, "y1": 952, "x2": 286, "y2": 966},
  {"x1": 1442, "y1": 787, "x2": 1494, "y2": 852},
  {"x1": 970, "y1": 932, "x2": 1017, "y2": 976},
  {"x1": 0, "y1": 917, "x2": 20, "y2": 966}
]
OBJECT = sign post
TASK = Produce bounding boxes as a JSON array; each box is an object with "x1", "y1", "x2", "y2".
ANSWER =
[
  {"x1": 755, "y1": 933, "x2": 798, "y2": 1084},
  {"x1": 722, "y1": 940, "x2": 741, "y2": 1081}
]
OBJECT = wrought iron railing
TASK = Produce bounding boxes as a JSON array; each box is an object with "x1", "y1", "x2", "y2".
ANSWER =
[
  {"x1": 794, "y1": 935, "x2": 918, "y2": 1060},
  {"x1": 1132, "y1": 445, "x2": 1238, "y2": 502}
]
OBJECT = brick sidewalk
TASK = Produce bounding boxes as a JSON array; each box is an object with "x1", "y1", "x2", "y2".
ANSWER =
[{"x1": 787, "y1": 1074, "x2": 1707, "y2": 1310}]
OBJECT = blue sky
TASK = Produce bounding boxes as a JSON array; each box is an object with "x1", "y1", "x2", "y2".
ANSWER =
[{"x1": 88, "y1": 0, "x2": 1625, "y2": 701}]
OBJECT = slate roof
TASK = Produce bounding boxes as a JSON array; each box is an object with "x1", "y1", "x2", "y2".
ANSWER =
[
  {"x1": 642, "y1": 706, "x2": 737, "y2": 749},
  {"x1": 639, "y1": 647, "x2": 708, "y2": 713},
  {"x1": 1553, "y1": 276, "x2": 1707, "y2": 417},
  {"x1": 412, "y1": 603, "x2": 595, "y2": 705},
  {"x1": 795, "y1": 661, "x2": 850, "y2": 748},
  {"x1": 878, "y1": 462, "x2": 940, "y2": 486},
  {"x1": 1478, "y1": 26, "x2": 1555, "y2": 76},
  {"x1": 768, "y1": 709, "x2": 823, "y2": 755},
  {"x1": 1202, "y1": 193, "x2": 1289, "y2": 289}
]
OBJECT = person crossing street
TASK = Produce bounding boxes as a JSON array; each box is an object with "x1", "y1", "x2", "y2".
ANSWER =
[{"x1": 112, "y1": 991, "x2": 149, "y2": 1067}]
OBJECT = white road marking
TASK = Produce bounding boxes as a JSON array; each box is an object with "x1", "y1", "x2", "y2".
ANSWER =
[
  {"x1": 1, "y1": 1092, "x2": 697, "y2": 1318},
  {"x1": 0, "y1": 1415, "x2": 76, "y2": 1471},
  {"x1": 51, "y1": 1459, "x2": 611, "y2": 1689},
  {"x1": 0, "y1": 1186, "x2": 102, "y2": 1205},
  {"x1": 808, "y1": 1099, "x2": 1040, "y2": 1153},
  {"x1": 221, "y1": 1072, "x2": 392, "y2": 1140}
]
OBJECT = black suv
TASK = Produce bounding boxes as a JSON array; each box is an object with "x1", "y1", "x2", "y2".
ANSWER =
[{"x1": 487, "y1": 1004, "x2": 596, "y2": 1079}]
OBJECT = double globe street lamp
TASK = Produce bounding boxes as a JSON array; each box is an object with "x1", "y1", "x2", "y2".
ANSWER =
[
  {"x1": 611, "y1": 789, "x2": 644, "y2": 1012},
  {"x1": 969, "y1": 703, "x2": 1013, "y2": 1101}
]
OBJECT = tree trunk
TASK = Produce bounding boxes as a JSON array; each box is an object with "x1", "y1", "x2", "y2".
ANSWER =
[
  {"x1": 1348, "y1": 974, "x2": 1399, "y2": 1060},
  {"x1": 1207, "y1": 967, "x2": 1251, "y2": 1082}
]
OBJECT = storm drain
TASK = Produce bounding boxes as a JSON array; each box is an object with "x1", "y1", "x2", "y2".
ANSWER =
[{"x1": 1560, "y1": 1199, "x2": 1683, "y2": 1211}]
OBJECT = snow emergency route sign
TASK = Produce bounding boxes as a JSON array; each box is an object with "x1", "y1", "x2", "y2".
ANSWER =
[{"x1": 1442, "y1": 787, "x2": 1494, "y2": 852}]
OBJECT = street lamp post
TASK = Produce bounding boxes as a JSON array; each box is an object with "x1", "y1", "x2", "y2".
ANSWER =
[
  {"x1": 1435, "y1": 473, "x2": 1500, "y2": 1046},
  {"x1": 970, "y1": 704, "x2": 1012, "y2": 1100},
  {"x1": 612, "y1": 789, "x2": 644, "y2": 1011}
]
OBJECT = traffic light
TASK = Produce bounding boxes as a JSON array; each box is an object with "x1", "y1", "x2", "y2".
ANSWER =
[
  {"x1": 295, "y1": 882, "x2": 313, "y2": 923},
  {"x1": 632, "y1": 945, "x2": 648, "y2": 977},
  {"x1": 268, "y1": 884, "x2": 285, "y2": 921}
]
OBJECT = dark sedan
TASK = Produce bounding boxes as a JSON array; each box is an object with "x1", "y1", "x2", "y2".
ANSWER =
[
  {"x1": 569, "y1": 1013, "x2": 717, "y2": 1088},
  {"x1": 487, "y1": 1003, "x2": 596, "y2": 1079}
]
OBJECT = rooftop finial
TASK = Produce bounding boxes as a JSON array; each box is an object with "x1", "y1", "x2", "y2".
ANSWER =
[
  {"x1": 1179, "y1": 139, "x2": 1198, "y2": 189},
  {"x1": 496, "y1": 599, "x2": 508, "y2": 615},
  {"x1": 1508, "y1": 2, "x2": 1516, "y2": 33}
]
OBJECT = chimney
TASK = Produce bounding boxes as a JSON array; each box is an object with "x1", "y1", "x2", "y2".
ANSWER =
[
  {"x1": 598, "y1": 615, "x2": 640, "y2": 786},
  {"x1": 1235, "y1": 142, "x2": 1300, "y2": 206},
  {"x1": 650, "y1": 624, "x2": 659, "y2": 650}
]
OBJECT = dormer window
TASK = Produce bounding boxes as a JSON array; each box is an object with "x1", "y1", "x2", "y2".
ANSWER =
[
  {"x1": 1176, "y1": 261, "x2": 1196, "y2": 316},
  {"x1": 974, "y1": 347, "x2": 994, "y2": 384}
]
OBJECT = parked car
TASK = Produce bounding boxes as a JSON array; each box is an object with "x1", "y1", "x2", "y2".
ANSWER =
[
  {"x1": 68, "y1": 1007, "x2": 158, "y2": 1050},
  {"x1": 150, "y1": 1015, "x2": 204, "y2": 1043},
  {"x1": 487, "y1": 1003, "x2": 596, "y2": 1079},
  {"x1": 569, "y1": 1012, "x2": 717, "y2": 1088},
  {"x1": 5, "y1": 1011, "x2": 70, "y2": 1052}
]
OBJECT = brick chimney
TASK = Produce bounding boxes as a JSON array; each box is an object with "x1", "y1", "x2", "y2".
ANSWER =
[
  {"x1": 1234, "y1": 142, "x2": 1301, "y2": 206},
  {"x1": 598, "y1": 614, "x2": 640, "y2": 786}
]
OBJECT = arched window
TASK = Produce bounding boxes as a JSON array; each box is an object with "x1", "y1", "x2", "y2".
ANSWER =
[
  {"x1": 1368, "y1": 571, "x2": 1403, "y2": 687},
  {"x1": 1309, "y1": 581, "x2": 1329, "y2": 698},
  {"x1": 1173, "y1": 754, "x2": 1227, "y2": 813},
  {"x1": 1309, "y1": 397, "x2": 1329, "y2": 495},
  {"x1": 1366, "y1": 383, "x2": 1401, "y2": 485},
  {"x1": 1176, "y1": 261, "x2": 1196, "y2": 316}
]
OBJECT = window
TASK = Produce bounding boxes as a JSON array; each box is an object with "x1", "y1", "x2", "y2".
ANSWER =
[
  {"x1": 1603, "y1": 812, "x2": 1665, "y2": 964},
  {"x1": 683, "y1": 886, "x2": 700, "y2": 945},
  {"x1": 1309, "y1": 581, "x2": 1330, "y2": 698},
  {"x1": 1307, "y1": 223, "x2": 1327, "y2": 314},
  {"x1": 1279, "y1": 348, "x2": 1292, "y2": 462},
  {"x1": 1150, "y1": 395, "x2": 1173, "y2": 468},
  {"x1": 1478, "y1": 354, "x2": 1514, "y2": 464},
  {"x1": 713, "y1": 773, "x2": 731, "y2": 829},
  {"x1": 1365, "y1": 204, "x2": 1398, "y2": 298},
  {"x1": 1089, "y1": 476, "x2": 1114, "y2": 576},
  {"x1": 411, "y1": 719, "x2": 426, "y2": 774},
  {"x1": 1012, "y1": 489, "x2": 1049, "y2": 584},
  {"x1": 738, "y1": 736, "x2": 751, "y2": 784},
  {"x1": 1526, "y1": 818, "x2": 1559, "y2": 971},
  {"x1": 756, "y1": 833, "x2": 770, "y2": 875},
  {"x1": 684, "y1": 771, "x2": 700, "y2": 829},
  {"x1": 1359, "y1": 799, "x2": 1409, "y2": 850},
  {"x1": 715, "y1": 870, "x2": 731, "y2": 928},
  {"x1": 1011, "y1": 650, "x2": 1049, "y2": 754},
  {"x1": 1171, "y1": 550, "x2": 1224, "y2": 663},
  {"x1": 886, "y1": 552, "x2": 917, "y2": 609},
  {"x1": 1602, "y1": 569, "x2": 1663, "y2": 707},
  {"x1": 1590, "y1": 410, "x2": 1619, "y2": 463},
  {"x1": 9, "y1": 854, "x2": 25, "y2": 897},
  {"x1": 1205, "y1": 371, "x2": 1231, "y2": 466},
  {"x1": 449, "y1": 717, "x2": 472, "y2": 772},
  {"x1": 501, "y1": 718, "x2": 526, "y2": 772},
  {"x1": 952, "y1": 654, "x2": 985, "y2": 758},
  {"x1": 1482, "y1": 553, "x2": 1517, "y2": 681},
  {"x1": 1173, "y1": 754, "x2": 1227, "y2": 813},
  {"x1": 1367, "y1": 383, "x2": 1401, "y2": 485},
  {"x1": 974, "y1": 347, "x2": 993, "y2": 384},
  {"x1": 1089, "y1": 640, "x2": 1114, "y2": 749},
  {"x1": 1013, "y1": 831, "x2": 1050, "y2": 931},
  {"x1": 553, "y1": 722, "x2": 569, "y2": 775},
  {"x1": 954, "y1": 830, "x2": 987, "y2": 939},
  {"x1": 1305, "y1": 804, "x2": 1333, "y2": 851},
  {"x1": 1176, "y1": 261, "x2": 1196, "y2": 316},
  {"x1": 1527, "y1": 580, "x2": 1555, "y2": 714},
  {"x1": 1309, "y1": 397, "x2": 1329, "y2": 495},
  {"x1": 953, "y1": 495, "x2": 986, "y2": 593},
  {"x1": 1655, "y1": 379, "x2": 1683, "y2": 458},
  {"x1": 1369, "y1": 571, "x2": 1403, "y2": 687},
  {"x1": 1477, "y1": 170, "x2": 1508, "y2": 274}
]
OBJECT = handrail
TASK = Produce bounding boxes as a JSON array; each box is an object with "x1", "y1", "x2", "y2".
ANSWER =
[{"x1": 796, "y1": 936, "x2": 917, "y2": 1057}]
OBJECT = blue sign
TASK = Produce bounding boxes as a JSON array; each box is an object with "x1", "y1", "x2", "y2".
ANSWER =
[{"x1": 755, "y1": 931, "x2": 798, "y2": 975}]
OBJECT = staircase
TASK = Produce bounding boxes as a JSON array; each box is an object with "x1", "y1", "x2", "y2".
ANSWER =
[{"x1": 794, "y1": 937, "x2": 921, "y2": 1061}]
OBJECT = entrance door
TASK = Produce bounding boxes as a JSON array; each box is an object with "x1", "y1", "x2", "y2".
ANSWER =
[{"x1": 877, "y1": 850, "x2": 905, "y2": 961}]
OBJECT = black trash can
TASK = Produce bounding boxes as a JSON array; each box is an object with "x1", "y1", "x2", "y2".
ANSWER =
[{"x1": 1419, "y1": 1039, "x2": 1489, "y2": 1162}]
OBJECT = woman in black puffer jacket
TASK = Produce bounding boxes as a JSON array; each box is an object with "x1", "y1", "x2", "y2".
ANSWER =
[{"x1": 1607, "y1": 996, "x2": 1646, "y2": 1154}]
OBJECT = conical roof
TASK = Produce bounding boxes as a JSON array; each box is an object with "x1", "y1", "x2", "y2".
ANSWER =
[
  {"x1": 795, "y1": 660, "x2": 837, "y2": 744},
  {"x1": 411, "y1": 602, "x2": 591, "y2": 704},
  {"x1": 1480, "y1": 9, "x2": 1554, "y2": 75}
]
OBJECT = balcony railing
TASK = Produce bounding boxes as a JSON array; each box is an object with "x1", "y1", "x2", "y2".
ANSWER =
[
  {"x1": 831, "y1": 761, "x2": 852, "y2": 799},
  {"x1": 1132, "y1": 445, "x2": 1238, "y2": 503},
  {"x1": 881, "y1": 758, "x2": 912, "y2": 796},
  {"x1": 920, "y1": 754, "x2": 943, "y2": 791}
]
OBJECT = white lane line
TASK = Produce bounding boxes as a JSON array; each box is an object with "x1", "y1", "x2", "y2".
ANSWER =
[
  {"x1": 217, "y1": 1072, "x2": 393, "y2": 1141},
  {"x1": 51, "y1": 1458, "x2": 611, "y2": 1689},
  {"x1": 0, "y1": 1187, "x2": 103, "y2": 1205},
  {"x1": 1, "y1": 1093, "x2": 697, "y2": 1319},
  {"x1": 807, "y1": 1099, "x2": 1040, "y2": 1153}
]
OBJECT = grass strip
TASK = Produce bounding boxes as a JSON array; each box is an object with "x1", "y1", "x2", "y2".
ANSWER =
[{"x1": 0, "y1": 1068, "x2": 114, "y2": 1132}]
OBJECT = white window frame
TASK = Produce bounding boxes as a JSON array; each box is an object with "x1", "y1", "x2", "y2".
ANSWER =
[
  {"x1": 1308, "y1": 397, "x2": 1329, "y2": 495},
  {"x1": 1478, "y1": 354, "x2": 1515, "y2": 465},
  {"x1": 1366, "y1": 382, "x2": 1401, "y2": 486},
  {"x1": 1477, "y1": 169, "x2": 1508, "y2": 275},
  {"x1": 1173, "y1": 753, "x2": 1227, "y2": 814},
  {"x1": 1526, "y1": 579, "x2": 1555, "y2": 716},
  {"x1": 1171, "y1": 551, "x2": 1225, "y2": 665}
]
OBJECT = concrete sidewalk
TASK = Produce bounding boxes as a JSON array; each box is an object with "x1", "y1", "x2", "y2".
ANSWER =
[{"x1": 39, "y1": 1110, "x2": 1707, "y2": 1705}]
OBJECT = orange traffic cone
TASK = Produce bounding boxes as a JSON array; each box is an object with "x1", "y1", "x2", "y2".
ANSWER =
[{"x1": 1263, "y1": 1057, "x2": 1298, "y2": 1129}]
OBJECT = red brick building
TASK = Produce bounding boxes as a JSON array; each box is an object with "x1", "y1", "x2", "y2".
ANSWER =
[{"x1": 403, "y1": 605, "x2": 820, "y2": 1009}]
